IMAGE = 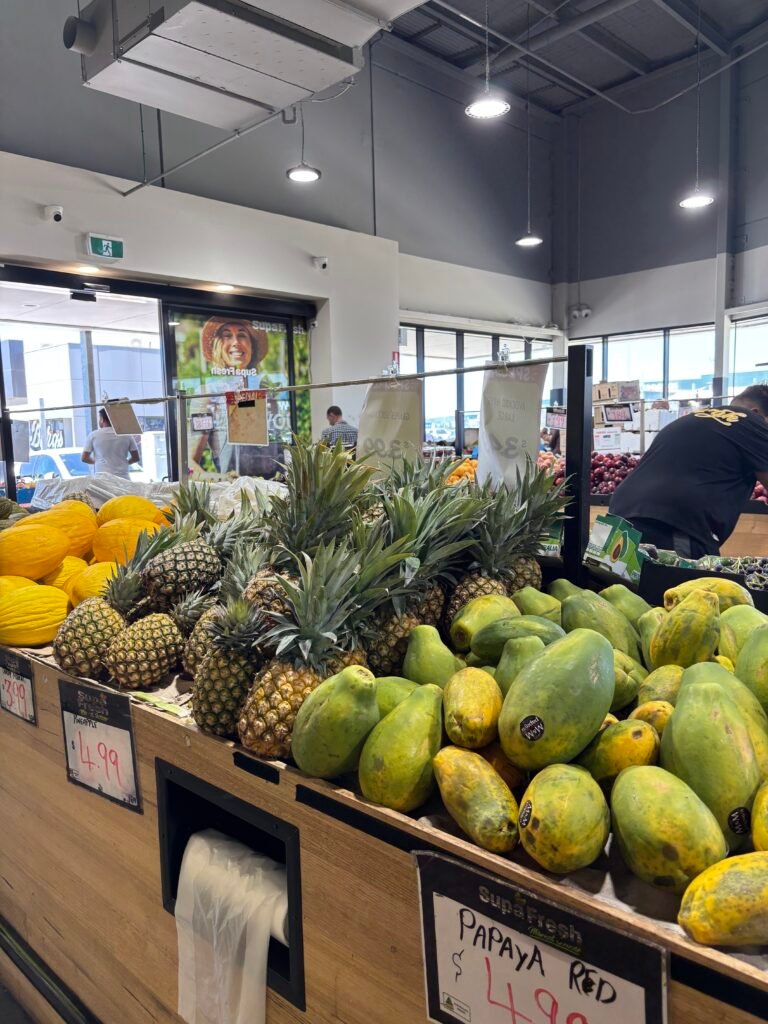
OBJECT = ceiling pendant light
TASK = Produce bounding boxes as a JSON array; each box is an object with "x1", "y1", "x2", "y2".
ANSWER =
[
  {"x1": 287, "y1": 105, "x2": 321, "y2": 183},
  {"x1": 517, "y1": 9, "x2": 543, "y2": 247},
  {"x1": 465, "y1": 0, "x2": 510, "y2": 119},
  {"x1": 680, "y1": 3, "x2": 714, "y2": 210}
]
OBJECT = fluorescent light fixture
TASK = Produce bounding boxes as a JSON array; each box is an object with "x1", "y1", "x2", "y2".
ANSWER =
[
  {"x1": 77, "y1": 265, "x2": 100, "y2": 273},
  {"x1": 516, "y1": 232, "x2": 544, "y2": 247},
  {"x1": 465, "y1": 93, "x2": 510, "y2": 119},
  {"x1": 168, "y1": 320, "x2": 181, "y2": 327},
  {"x1": 286, "y1": 163, "x2": 322, "y2": 183},
  {"x1": 679, "y1": 189, "x2": 715, "y2": 209},
  {"x1": 212, "y1": 284, "x2": 235, "y2": 293}
]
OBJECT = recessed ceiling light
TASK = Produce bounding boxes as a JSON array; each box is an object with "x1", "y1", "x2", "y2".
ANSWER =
[
  {"x1": 77, "y1": 265, "x2": 100, "y2": 273},
  {"x1": 287, "y1": 163, "x2": 322, "y2": 183},
  {"x1": 212, "y1": 284, "x2": 235, "y2": 293},
  {"x1": 22, "y1": 302, "x2": 39, "y2": 308}
]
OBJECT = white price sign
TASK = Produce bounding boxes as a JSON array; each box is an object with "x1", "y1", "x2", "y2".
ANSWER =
[
  {"x1": 417, "y1": 854, "x2": 666, "y2": 1024},
  {"x1": 357, "y1": 378, "x2": 423, "y2": 473},
  {"x1": 477, "y1": 364, "x2": 548, "y2": 489},
  {"x1": 59, "y1": 680, "x2": 141, "y2": 812},
  {"x1": 0, "y1": 650, "x2": 36, "y2": 725}
]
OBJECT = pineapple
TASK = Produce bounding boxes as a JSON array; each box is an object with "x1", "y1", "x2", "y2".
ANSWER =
[
  {"x1": 104, "y1": 613, "x2": 183, "y2": 689},
  {"x1": 182, "y1": 606, "x2": 219, "y2": 677},
  {"x1": 52, "y1": 598, "x2": 126, "y2": 679},
  {"x1": 365, "y1": 486, "x2": 486, "y2": 676},
  {"x1": 238, "y1": 535, "x2": 408, "y2": 759},
  {"x1": 105, "y1": 524, "x2": 182, "y2": 621},
  {"x1": 444, "y1": 461, "x2": 569, "y2": 624},
  {"x1": 192, "y1": 599, "x2": 263, "y2": 737}
]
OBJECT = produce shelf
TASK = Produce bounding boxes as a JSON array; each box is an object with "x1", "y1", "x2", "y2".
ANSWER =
[{"x1": 1, "y1": 649, "x2": 765, "y2": 1024}]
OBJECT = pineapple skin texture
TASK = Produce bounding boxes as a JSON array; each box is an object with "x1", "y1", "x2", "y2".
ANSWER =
[
  {"x1": 444, "y1": 560, "x2": 542, "y2": 625},
  {"x1": 104, "y1": 613, "x2": 183, "y2": 689},
  {"x1": 182, "y1": 607, "x2": 219, "y2": 677},
  {"x1": 52, "y1": 598, "x2": 126, "y2": 679},
  {"x1": 192, "y1": 650, "x2": 253, "y2": 737}
]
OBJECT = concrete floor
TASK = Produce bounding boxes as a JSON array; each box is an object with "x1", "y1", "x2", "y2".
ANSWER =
[{"x1": 0, "y1": 982, "x2": 34, "y2": 1023}]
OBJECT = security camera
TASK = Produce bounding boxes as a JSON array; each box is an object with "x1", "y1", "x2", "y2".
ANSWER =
[
  {"x1": 312, "y1": 256, "x2": 329, "y2": 271},
  {"x1": 44, "y1": 205, "x2": 64, "y2": 224},
  {"x1": 568, "y1": 303, "x2": 593, "y2": 321}
]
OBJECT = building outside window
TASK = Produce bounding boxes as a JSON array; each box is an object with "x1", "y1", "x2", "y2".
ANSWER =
[
  {"x1": 731, "y1": 317, "x2": 768, "y2": 397},
  {"x1": 668, "y1": 325, "x2": 716, "y2": 400}
]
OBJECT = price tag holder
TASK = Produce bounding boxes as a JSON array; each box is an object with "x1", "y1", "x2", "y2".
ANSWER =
[
  {"x1": 0, "y1": 648, "x2": 36, "y2": 725},
  {"x1": 59, "y1": 679, "x2": 142, "y2": 813},
  {"x1": 416, "y1": 852, "x2": 666, "y2": 1024}
]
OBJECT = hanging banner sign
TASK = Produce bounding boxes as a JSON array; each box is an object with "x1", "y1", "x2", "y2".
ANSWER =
[
  {"x1": 0, "y1": 648, "x2": 36, "y2": 726},
  {"x1": 416, "y1": 852, "x2": 666, "y2": 1024},
  {"x1": 59, "y1": 679, "x2": 142, "y2": 812},
  {"x1": 478, "y1": 363, "x2": 548, "y2": 488},
  {"x1": 357, "y1": 378, "x2": 424, "y2": 472},
  {"x1": 225, "y1": 389, "x2": 269, "y2": 446}
]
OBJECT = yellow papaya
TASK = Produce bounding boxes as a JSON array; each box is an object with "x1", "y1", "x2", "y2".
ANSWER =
[
  {"x1": 611, "y1": 766, "x2": 727, "y2": 893},
  {"x1": 637, "y1": 607, "x2": 666, "y2": 670},
  {"x1": 434, "y1": 747, "x2": 519, "y2": 853},
  {"x1": 477, "y1": 742, "x2": 527, "y2": 793},
  {"x1": 713, "y1": 654, "x2": 734, "y2": 672},
  {"x1": 628, "y1": 701, "x2": 674, "y2": 737},
  {"x1": 518, "y1": 764, "x2": 609, "y2": 873},
  {"x1": 611, "y1": 650, "x2": 648, "y2": 711},
  {"x1": 637, "y1": 664, "x2": 684, "y2": 706},
  {"x1": 753, "y1": 781, "x2": 768, "y2": 850},
  {"x1": 678, "y1": 853, "x2": 768, "y2": 946},
  {"x1": 600, "y1": 713, "x2": 619, "y2": 731},
  {"x1": 443, "y1": 668, "x2": 503, "y2": 749},
  {"x1": 735, "y1": 624, "x2": 768, "y2": 712},
  {"x1": 664, "y1": 576, "x2": 753, "y2": 613},
  {"x1": 649, "y1": 590, "x2": 719, "y2": 669},
  {"x1": 358, "y1": 684, "x2": 442, "y2": 812},
  {"x1": 577, "y1": 720, "x2": 659, "y2": 786},
  {"x1": 718, "y1": 605, "x2": 767, "y2": 664}
]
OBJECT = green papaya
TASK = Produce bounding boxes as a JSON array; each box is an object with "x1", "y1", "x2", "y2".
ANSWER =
[
  {"x1": 660, "y1": 681, "x2": 761, "y2": 849},
  {"x1": 471, "y1": 615, "x2": 565, "y2": 663},
  {"x1": 637, "y1": 664, "x2": 684, "y2": 706},
  {"x1": 375, "y1": 677, "x2": 418, "y2": 719},
  {"x1": 434, "y1": 747, "x2": 519, "y2": 853},
  {"x1": 358, "y1": 684, "x2": 443, "y2": 812},
  {"x1": 498, "y1": 629, "x2": 614, "y2": 770},
  {"x1": 735, "y1": 624, "x2": 768, "y2": 712},
  {"x1": 495, "y1": 636, "x2": 546, "y2": 697},
  {"x1": 465, "y1": 652, "x2": 484, "y2": 667},
  {"x1": 719, "y1": 605, "x2": 767, "y2": 664},
  {"x1": 577, "y1": 720, "x2": 660, "y2": 786},
  {"x1": 403, "y1": 625, "x2": 464, "y2": 688},
  {"x1": 518, "y1": 764, "x2": 609, "y2": 873},
  {"x1": 449, "y1": 595, "x2": 520, "y2": 652},
  {"x1": 611, "y1": 650, "x2": 648, "y2": 711},
  {"x1": 650, "y1": 589, "x2": 720, "y2": 669},
  {"x1": 511, "y1": 586, "x2": 561, "y2": 625},
  {"x1": 680, "y1": 663, "x2": 768, "y2": 777},
  {"x1": 443, "y1": 668, "x2": 503, "y2": 749},
  {"x1": 664, "y1": 576, "x2": 753, "y2": 613},
  {"x1": 547, "y1": 578, "x2": 582, "y2": 602},
  {"x1": 611, "y1": 766, "x2": 727, "y2": 893},
  {"x1": 638, "y1": 607, "x2": 666, "y2": 670},
  {"x1": 479, "y1": 666, "x2": 497, "y2": 678},
  {"x1": 292, "y1": 666, "x2": 380, "y2": 779},
  {"x1": 561, "y1": 591, "x2": 641, "y2": 661},
  {"x1": 599, "y1": 584, "x2": 652, "y2": 627}
]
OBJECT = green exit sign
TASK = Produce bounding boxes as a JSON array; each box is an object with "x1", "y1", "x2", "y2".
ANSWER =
[{"x1": 86, "y1": 233, "x2": 124, "y2": 260}]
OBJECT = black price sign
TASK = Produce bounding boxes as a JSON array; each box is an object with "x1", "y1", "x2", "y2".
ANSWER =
[
  {"x1": 59, "y1": 679, "x2": 142, "y2": 812},
  {"x1": 416, "y1": 852, "x2": 666, "y2": 1024},
  {"x1": 0, "y1": 647, "x2": 36, "y2": 725}
]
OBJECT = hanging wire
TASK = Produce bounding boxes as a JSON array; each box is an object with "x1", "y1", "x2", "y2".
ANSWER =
[
  {"x1": 525, "y1": 4, "x2": 532, "y2": 235},
  {"x1": 483, "y1": 0, "x2": 491, "y2": 94},
  {"x1": 576, "y1": 117, "x2": 583, "y2": 307},
  {"x1": 694, "y1": 0, "x2": 702, "y2": 190}
]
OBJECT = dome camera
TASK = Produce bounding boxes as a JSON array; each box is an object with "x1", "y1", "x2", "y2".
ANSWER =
[{"x1": 44, "y1": 205, "x2": 64, "y2": 224}]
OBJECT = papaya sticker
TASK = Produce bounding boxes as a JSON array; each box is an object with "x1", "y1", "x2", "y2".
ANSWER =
[
  {"x1": 520, "y1": 715, "x2": 545, "y2": 741},
  {"x1": 728, "y1": 807, "x2": 751, "y2": 835},
  {"x1": 518, "y1": 800, "x2": 533, "y2": 829}
]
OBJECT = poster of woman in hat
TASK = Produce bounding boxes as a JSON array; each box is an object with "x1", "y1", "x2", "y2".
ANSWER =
[{"x1": 201, "y1": 317, "x2": 269, "y2": 377}]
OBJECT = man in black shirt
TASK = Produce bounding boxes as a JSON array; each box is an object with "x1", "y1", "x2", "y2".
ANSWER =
[{"x1": 609, "y1": 385, "x2": 768, "y2": 558}]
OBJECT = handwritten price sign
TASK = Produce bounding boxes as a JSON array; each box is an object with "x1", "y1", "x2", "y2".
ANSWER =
[
  {"x1": 416, "y1": 854, "x2": 665, "y2": 1024},
  {"x1": 59, "y1": 679, "x2": 141, "y2": 812},
  {"x1": 0, "y1": 649, "x2": 36, "y2": 725}
]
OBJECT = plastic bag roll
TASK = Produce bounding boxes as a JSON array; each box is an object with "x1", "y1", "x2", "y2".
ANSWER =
[{"x1": 175, "y1": 829, "x2": 289, "y2": 1024}]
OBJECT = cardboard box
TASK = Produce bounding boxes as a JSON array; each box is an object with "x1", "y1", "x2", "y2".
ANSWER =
[
  {"x1": 615, "y1": 380, "x2": 641, "y2": 401},
  {"x1": 593, "y1": 382, "x2": 618, "y2": 402}
]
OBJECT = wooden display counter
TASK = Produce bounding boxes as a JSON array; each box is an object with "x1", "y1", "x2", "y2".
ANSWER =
[
  {"x1": 590, "y1": 503, "x2": 768, "y2": 557},
  {"x1": 1, "y1": 653, "x2": 766, "y2": 1024}
]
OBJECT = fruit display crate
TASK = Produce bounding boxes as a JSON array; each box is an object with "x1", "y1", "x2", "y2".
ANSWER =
[{"x1": 1, "y1": 649, "x2": 766, "y2": 1024}]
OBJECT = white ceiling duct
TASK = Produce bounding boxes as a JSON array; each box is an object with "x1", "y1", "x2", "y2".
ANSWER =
[{"x1": 69, "y1": 0, "x2": 425, "y2": 131}]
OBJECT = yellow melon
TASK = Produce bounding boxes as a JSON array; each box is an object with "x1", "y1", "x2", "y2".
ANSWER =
[
  {"x1": 0, "y1": 524, "x2": 70, "y2": 579},
  {"x1": 15, "y1": 505, "x2": 97, "y2": 558},
  {"x1": 92, "y1": 518, "x2": 159, "y2": 565},
  {"x1": 0, "y1": 576, "x2": 38, "y2": 599},
  {"x1": 96, "y1": 495, "x2": 165, "y2": 526},
  {"x1": 67, "y1": 562, "x2": 119, "y2": 605},
  {"x1": 42, "y1": 556, "x2": 89, "y2": 591},
  {"x1": 0, "y1": 586, "x2": 70, "y2": 646}
]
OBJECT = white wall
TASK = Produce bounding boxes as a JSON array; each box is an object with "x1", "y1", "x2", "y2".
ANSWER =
[
  {"x1": 734, "y1": 243, "x2": 768, "y2": 309},
  {"x1": 555, "y1": 257, "x2": 719, "y2": 339}
]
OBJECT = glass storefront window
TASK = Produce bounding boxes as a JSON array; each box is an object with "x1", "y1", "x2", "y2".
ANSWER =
[
  {"x1": 463, "y1": 333, "x2": 493, "y2": 439},
  {"x1": 424, "y1": 329, "x2": 457, "y2": 445},
  {"x1": 668, "y1": 325, "x2": 716, "y2": 400},
  {"x1": 731, "y1": 317, "x2": 768, "y2": 397},
  {"x1": 607, "y1": 332, "x2": 664, "y2": 400},
  {"x1": 398, "y1": 326, "x2": 418, "y2": 375}
]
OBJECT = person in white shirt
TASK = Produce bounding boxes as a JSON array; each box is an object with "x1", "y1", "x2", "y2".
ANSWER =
[{"x1": 81, "y1": 407, "x2": 140, "y2": 479}]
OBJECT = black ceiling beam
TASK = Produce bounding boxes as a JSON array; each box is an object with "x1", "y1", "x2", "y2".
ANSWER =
[
  {"x1": 650, "y1": 0, "x2": 730, "y2": 56},
  {"x1": 406, "y1": 21, "x2": 443, "y2": 43}
]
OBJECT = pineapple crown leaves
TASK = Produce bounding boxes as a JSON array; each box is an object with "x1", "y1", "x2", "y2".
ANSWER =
[
  {"x1": 172, "y1": 482, "x2": 216, "y2": 529},
  {"x1": 171, "y1": 589, "x2": 217, "y2": 634},
  {"x1": 463, "y1": 459, "x2": 571, "y2": 578},
  {"x1": 105, "y1": 524, "x2": 183, "y2": 615},
  {"x1": 265, "y1": 439, "x2": 377, "y2": 559},
  {"x1": 377, "y1": 453, "x2": 458, "y2": 499},
  {"x1": 205, "y1": 598, "x2": 264, "y2": 657},
  {"x1": 218, "y1": 542, "x2": 273, "y2": 602}
]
